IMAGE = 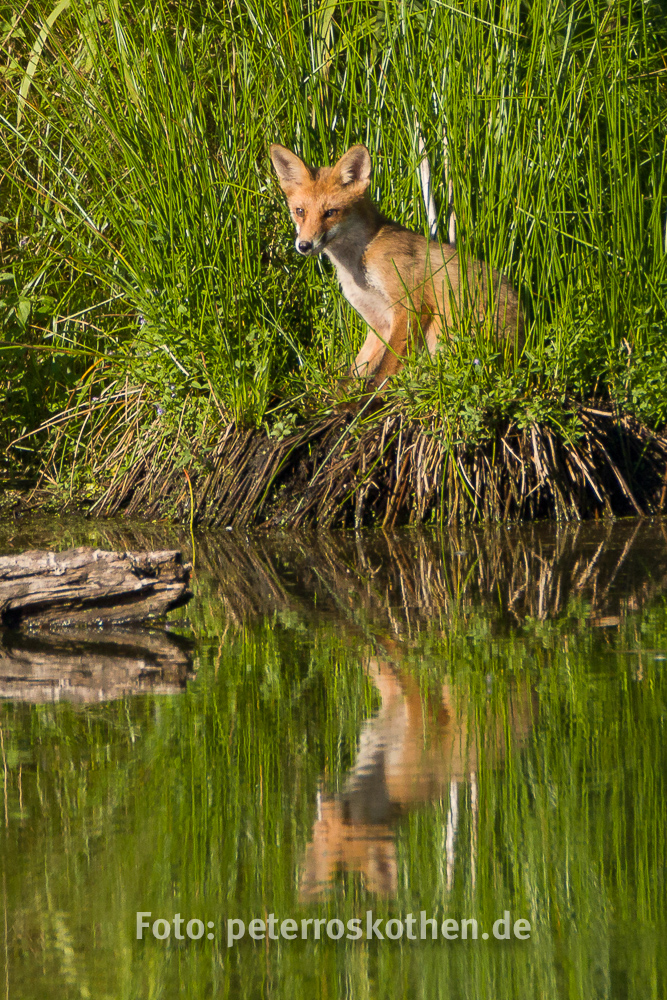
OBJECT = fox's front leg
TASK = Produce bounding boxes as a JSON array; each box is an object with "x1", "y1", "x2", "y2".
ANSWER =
[
  {"x1": 337, "y1": 323, "x2": 394, "y2": 413},
  {"x1": 349, "y1": 328, "x2": 387, "y2": 380},
  {"x1": 368, "y1": 307, "x2": 410, "y2": 387}
]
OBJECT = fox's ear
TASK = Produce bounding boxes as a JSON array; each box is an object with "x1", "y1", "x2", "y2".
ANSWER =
[
  {"x1": 333, "y1": 145, "x2": 371, "y2": 189},
  {"x1": 269, "y1": 144, "x2": 313, "y2": 194}
]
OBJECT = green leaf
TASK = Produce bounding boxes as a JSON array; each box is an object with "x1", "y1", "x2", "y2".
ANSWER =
[{"x1": 16, "y1": 299, "x2": 31, "y2": 326}]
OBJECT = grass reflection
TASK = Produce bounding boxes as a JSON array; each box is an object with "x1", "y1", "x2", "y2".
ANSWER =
[{"x1": 0, "y1": 520, "x2": 665, "y2": 998}]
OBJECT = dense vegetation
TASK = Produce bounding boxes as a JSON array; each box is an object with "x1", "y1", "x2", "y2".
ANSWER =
[{"x1": 1, "y1": 0, "x2": 667, "y2": 519}]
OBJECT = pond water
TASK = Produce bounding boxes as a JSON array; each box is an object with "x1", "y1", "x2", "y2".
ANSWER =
[{"x1": 1, "y1": 517, "x2": 666, "y2": 999}]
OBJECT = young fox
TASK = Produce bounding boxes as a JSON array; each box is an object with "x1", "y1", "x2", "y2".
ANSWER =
[{"x1": 270, "y1": 143, "x2": 522, "y2": 386}]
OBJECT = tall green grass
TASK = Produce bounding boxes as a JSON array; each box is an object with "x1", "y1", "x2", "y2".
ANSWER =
[{"x1": 1, "y1": 0, "x2": 667, "y2": 478}]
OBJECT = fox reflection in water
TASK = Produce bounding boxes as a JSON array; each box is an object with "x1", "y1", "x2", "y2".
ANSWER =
[{"x1": 300, "y1": 646, "x2": 536, "y2": 898}]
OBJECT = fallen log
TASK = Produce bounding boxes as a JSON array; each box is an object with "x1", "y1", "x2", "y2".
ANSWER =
[
  {"x1": 0, "y1": 627, "x2": 194, "y2": 703},
  {"x1": 0, "y1": 547, "x2": 192, "y2": 627}
]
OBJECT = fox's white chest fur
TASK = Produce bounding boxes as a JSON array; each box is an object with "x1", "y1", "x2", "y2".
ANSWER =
[{"x1": 325, "y1": 251, "x2": 392, "y2": 339}]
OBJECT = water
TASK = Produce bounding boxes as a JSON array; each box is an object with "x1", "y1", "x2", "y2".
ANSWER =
[{"x1": 1, "y1": 518, "x2": 666, "y2": 999}]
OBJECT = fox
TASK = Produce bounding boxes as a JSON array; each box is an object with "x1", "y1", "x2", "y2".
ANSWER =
[{"x1": 269, "y1": 143, "x2": 523, "y2": 387}]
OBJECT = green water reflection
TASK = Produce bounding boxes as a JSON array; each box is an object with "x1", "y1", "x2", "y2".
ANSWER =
[{"x1": 1, "y1": 519, "x2": 666, "y2": 998}]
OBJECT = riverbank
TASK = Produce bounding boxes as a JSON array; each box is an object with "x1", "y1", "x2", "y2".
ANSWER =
[{"x1": 4, "y1": 398, "x2": 666, "y2": 528}]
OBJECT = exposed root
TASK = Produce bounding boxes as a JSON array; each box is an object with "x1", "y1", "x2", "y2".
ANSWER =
[{"x1": 66, "y1": 403, "x2": 667, "y2": 528}]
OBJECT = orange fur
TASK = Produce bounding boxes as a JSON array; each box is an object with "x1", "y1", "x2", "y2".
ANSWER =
[{"x1": 270, "y1": 143, "x2": 523, "y2": 385}]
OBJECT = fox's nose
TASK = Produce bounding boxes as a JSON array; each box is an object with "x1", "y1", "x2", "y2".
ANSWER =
[{"x1": 297, "y1": 240, "x2": 312, "y2": 254}]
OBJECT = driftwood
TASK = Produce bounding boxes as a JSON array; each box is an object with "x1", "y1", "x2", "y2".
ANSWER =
[
  {"x1": 0, "y1": 628, "x2": 194, "y2": 703},
  {"x1": 0, "y1": 547, "x2": 192, "y2": 627}
]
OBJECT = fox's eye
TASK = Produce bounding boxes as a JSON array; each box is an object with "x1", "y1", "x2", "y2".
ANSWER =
[
  {"x1": 294, "y1": 207, "x2": 304, "y2": 217},
  {"x1": 323, "y1": 209, "x2": 338, "y2": 219}
]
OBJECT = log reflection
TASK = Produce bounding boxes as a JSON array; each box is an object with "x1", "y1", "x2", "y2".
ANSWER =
[{"x1": 0, "y1": 628, "x2": 194, "y2": 703}]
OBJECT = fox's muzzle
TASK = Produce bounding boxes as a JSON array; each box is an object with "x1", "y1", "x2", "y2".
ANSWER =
[{"x1": 295, "y1": 236, "x2": 327, "y2": 256}]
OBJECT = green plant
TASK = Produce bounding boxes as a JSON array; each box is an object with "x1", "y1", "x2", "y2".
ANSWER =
[{"x1": 1, "y1": 0, "x2": 666, "y2": 486}]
